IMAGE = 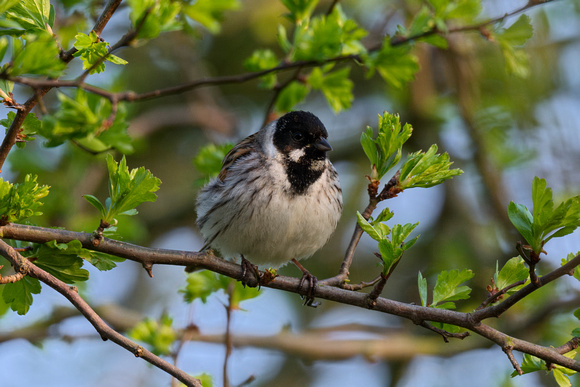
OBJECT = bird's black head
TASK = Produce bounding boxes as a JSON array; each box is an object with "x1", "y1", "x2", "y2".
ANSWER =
[
  {"x1": 273, "y1": 111, "x2": 333, "y2": 195},
  {"x1": 273, "y1": 111, "x2": 332, "y2": 159}
]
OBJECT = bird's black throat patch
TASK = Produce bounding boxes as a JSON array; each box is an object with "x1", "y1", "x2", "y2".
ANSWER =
[{"x1": 284, "y1": 157, "x2": 325, "y2": 195}]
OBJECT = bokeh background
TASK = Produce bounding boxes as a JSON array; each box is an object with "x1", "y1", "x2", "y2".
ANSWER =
[{"x1": 1, "y1": 0, "x2": 580, "y2": 386}]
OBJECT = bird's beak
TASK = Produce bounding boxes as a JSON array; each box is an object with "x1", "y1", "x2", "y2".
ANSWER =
[{"x1": 314, "y1": 137, "x2": 333, "y2": 152}]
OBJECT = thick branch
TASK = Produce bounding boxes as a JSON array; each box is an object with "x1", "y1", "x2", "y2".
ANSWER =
[{"x1": 2, "y1": 223, "x2": 580, "y2": 372}]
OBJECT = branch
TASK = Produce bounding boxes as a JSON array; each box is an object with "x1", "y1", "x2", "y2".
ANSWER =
[
  {"x1": 0, "y1": 239, "x2": 202, "y2": 387},
  {"x1": 2, "y1": 223, "x2": 580, "y2": 372}
]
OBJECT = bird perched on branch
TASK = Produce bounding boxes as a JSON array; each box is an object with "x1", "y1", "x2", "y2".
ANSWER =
[{"x1": 195, "y1": 111, "x2": 342, "y2": 305}]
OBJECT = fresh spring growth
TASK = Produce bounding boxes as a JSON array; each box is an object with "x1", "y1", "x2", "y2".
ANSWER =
[
  {"x1": 0, "y1": 174, "x2": 49, "y2": 224},
  {"x1": 508, "y1": 177, "x2": 580, "y2": 256},
  {"x1": 357, "y1": 209, "x2": 419, "y2": 276},
  {"x1": 398, "y1": 144, "x2": 463, "y2": 189},
  {"x1": 360, "y1": 112, "x2": 412, "y2": 181},
  {"x1": 129, "y1": 315, "x2": 177, "y2": 356},
  {"x1": 84, "y1": 154, "x2": 161, "y2": 226},
  {"x1": 180, "y1": 270, "x2": 261, "y2": 309},
  {"x1": 73, "y1": 31, "x2": 128, "y2": 74}
]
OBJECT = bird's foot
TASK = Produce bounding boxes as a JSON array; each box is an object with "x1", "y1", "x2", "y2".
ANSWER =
[
  {"x1": 292, "y1": 258, "x2": 320, "y2": 307},
  {"x1": 240, "y1": 255, "x2": 261, "y2": 288}
]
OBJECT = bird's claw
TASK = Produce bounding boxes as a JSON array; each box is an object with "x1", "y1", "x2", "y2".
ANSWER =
[
  {"x1": 240, "y1": 256, "x2": 261, "y2": 289},
  {"x1": 298, "y1": 271, "x2": 320, "y2": 307}
]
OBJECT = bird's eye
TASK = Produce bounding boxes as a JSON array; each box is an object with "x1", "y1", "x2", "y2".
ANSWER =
[{"x1": 292, "y1": 132, "x2": 304, "y2": 141}]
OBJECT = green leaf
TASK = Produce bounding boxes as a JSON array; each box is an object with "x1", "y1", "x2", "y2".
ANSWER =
[
  {"x1": 562, "y1": 252, "x2": 580, "y2": 282},
  {"x1": 362, "y1": 112, "x2": 413, "y2": 180},
  {"x1": 552, "y1": 368, "x2": 572, "y2": 387},
  {"x1": 129, "y1": 314, "x2": 176, "y2": 356},
  {"x1": 180, "y1": 270, "x2": 221, "y2": 303},
  {"x1": 377, "y1": 222, "x2": 419, "y2": 275},
  {"x1": 0, "y1": 174, "x2": 50, "y2": 224},
  {"x1": 366, "y1": 39, "x2": 419, "y2": 89},
  {"x1": 291, "y1": 5, "x2": 367, "y2": 62},
  {"x1": 8, "y1": 32, "x2": 66, "y2": 77},
  {"x1": 418, "y1": 271, "x2": 427, "y2": 307},
  {"x1": 180, "y1": 270, "x2": 261, "y2": 307},
  {"x1": 193, "y1": 374, "x2": 213, "y2": 387},
  {"x1": 275, "y1": 81, "x2": 309, "y2": 112},
  {"x1": 574, "y1": 307, "x2": 580, "y2": 321},
  {"x1": 431, "y1": 269, "x2": 474, "y2": 306},
  {"x1": 512, "y1": 353, "x2": 546, "y2": 376},
  {"x1": 495, "y1": 256, "x2": 529, "y2": 291},
  {"x1": 510, "y1": 177, "x2": 580, "y2": 255},
  {"x1": 184, "y1": 0, "x2": 239, "y2": 34},
  {"x1": 243, "y1": 49, "x2": 279, "y2": 89},
  {"x1": 100, "y1": 154, "x2": 161, "y2": 224},
  {"x1": 72, "y1": 31, "x2": 127, "y2": 74},
  {"x1": 572, "y1": 328, "x2": 580, "y2": 337},
  {"x1": 4, "y1": 0, "x2": 52, "y2": 32},
  {"x1": 39, "y1": 90, "x2": 132, "y2": 153},
  {"x1": 34, "y1": 241, "x2": 90, "y2": 284},
  {"x1": 2, "y1": 276, "x2": 41, "y2": 315},
  {"x1": 309, "y1": 67, "x2": 353, "y2": 113},
  {"x1": 0, "y1": 111, "x2": 40, "y2": 147},
  {"x1": 129, "y1": 0, "x2": 181, "y2": 40},
  {"x1": 280, "y1": 0, "x2": 319, "y2": 23},
  {"x1": 492, "y1": 15, "x2": 533, "y2": 79},
  {"x1": 500, "y1": 15, "x2": 533, "y2": 47},
  {"x1": 356, "y1": 211, "x2": 381, "y2": 241},
  {"x1": 193, "y1": 143, "x2": 234, "y2": 185},
  {"x1": 398, "y1": 144, "x2": 463, "y2": 189}
]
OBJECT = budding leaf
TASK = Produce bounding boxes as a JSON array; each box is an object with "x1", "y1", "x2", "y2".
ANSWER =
[
  {"x1": 244, "y1": 49, "x2": 279, "y2": 89},
  {"x1": 0, "y1": 174, "x2": 50, "y2": 224},
  {"x1": 84, "y1": 155, "x2": 161, "y2": 225},
  {"x1": 361, "y1": 112, "x2": 413, "y2": 181},
  {"x1": 398, "y1": 144, "x2": 463, "y2": 189},
  {"x1": 184, "y1": 0, "x2": 239, "y2": 34},
  {"x1": 508, "y1": 177, "x2": 580, "y2": 255},
  {"x1": 73, "y1": 31, "x2": 128, "y2": 74}
]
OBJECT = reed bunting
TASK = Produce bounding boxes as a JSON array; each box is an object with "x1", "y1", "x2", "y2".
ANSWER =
[{"x1": 195, "y1": 111, "x2": 343, "y2": 304}]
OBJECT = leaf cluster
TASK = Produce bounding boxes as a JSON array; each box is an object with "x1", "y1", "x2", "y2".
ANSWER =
[
  {"x1": 84, "y1": 155, "x2": 161, "y2": 226},
  {"x1": 192, "y1": 142, "x2": 234, "y2": 185},
  {"x1": 129, "y1": 314, "x2": 177, "y2": 356},
  {"x1": 72, "y1": 31, "x2": 127, "y2": 75},
  {"x1": 398, "y1": 144, "x2": 463, "y2": 189},
  {"x1": 40, "y1": 90, "x2": 133, "y2": 153},
  {"x1": 357, "y1": 209, "x2": 419, "y2": 276},
  {"x1": 0, "y1": 174, "x2": 49, "y2": 224},
  {"x1": 1, "y1": 239, "x2": 123, "y2": 315},
  {"x1": 508, "y1": 177, "x2": 580, "y2": 256},
  {"x1": 180, "y1": 270, "x2": 260, "y2": 309},
  {"x1": 360, "y1": 112, "x2": 412, "y2": 181}
]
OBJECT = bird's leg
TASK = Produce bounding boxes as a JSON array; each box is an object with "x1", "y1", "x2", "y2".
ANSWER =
[
  {"x1": 292, "y1": 258, "x2": 319, "y2": 307},
  {"x1": 240, "y1": 255, "x2": 261, "y2": 288}
]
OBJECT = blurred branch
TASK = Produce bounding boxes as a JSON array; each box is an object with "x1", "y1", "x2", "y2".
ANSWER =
[
  {"x1": 0, "y1": 239, "x2": 202, "y2": 387},
  {"x1": 2, "y1": 223, "x2": 580, "y2": 373}
]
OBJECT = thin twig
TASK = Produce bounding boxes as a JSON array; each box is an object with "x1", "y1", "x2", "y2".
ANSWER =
[
  {"x1": 476, "y1": 279, "x2": 527, "y2": 310},
  {"x1": 419, "y1": 321, "x2": 470, "y2": 343},
  {"x1": 223, "y1": 282, "x2": 234, "y2": 387},
  {"x1": 502, "y1": 343, "x2": 523, "y2": 375}
]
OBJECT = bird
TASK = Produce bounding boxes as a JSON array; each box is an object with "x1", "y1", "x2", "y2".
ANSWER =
[{"x1": 195, "y1": 110, "x2": 343, "y2": 304}]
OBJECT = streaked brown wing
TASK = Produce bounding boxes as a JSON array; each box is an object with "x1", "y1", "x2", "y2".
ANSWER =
[{"x1": 218, "y1": 133, "x2": 259, "y2": 181}]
